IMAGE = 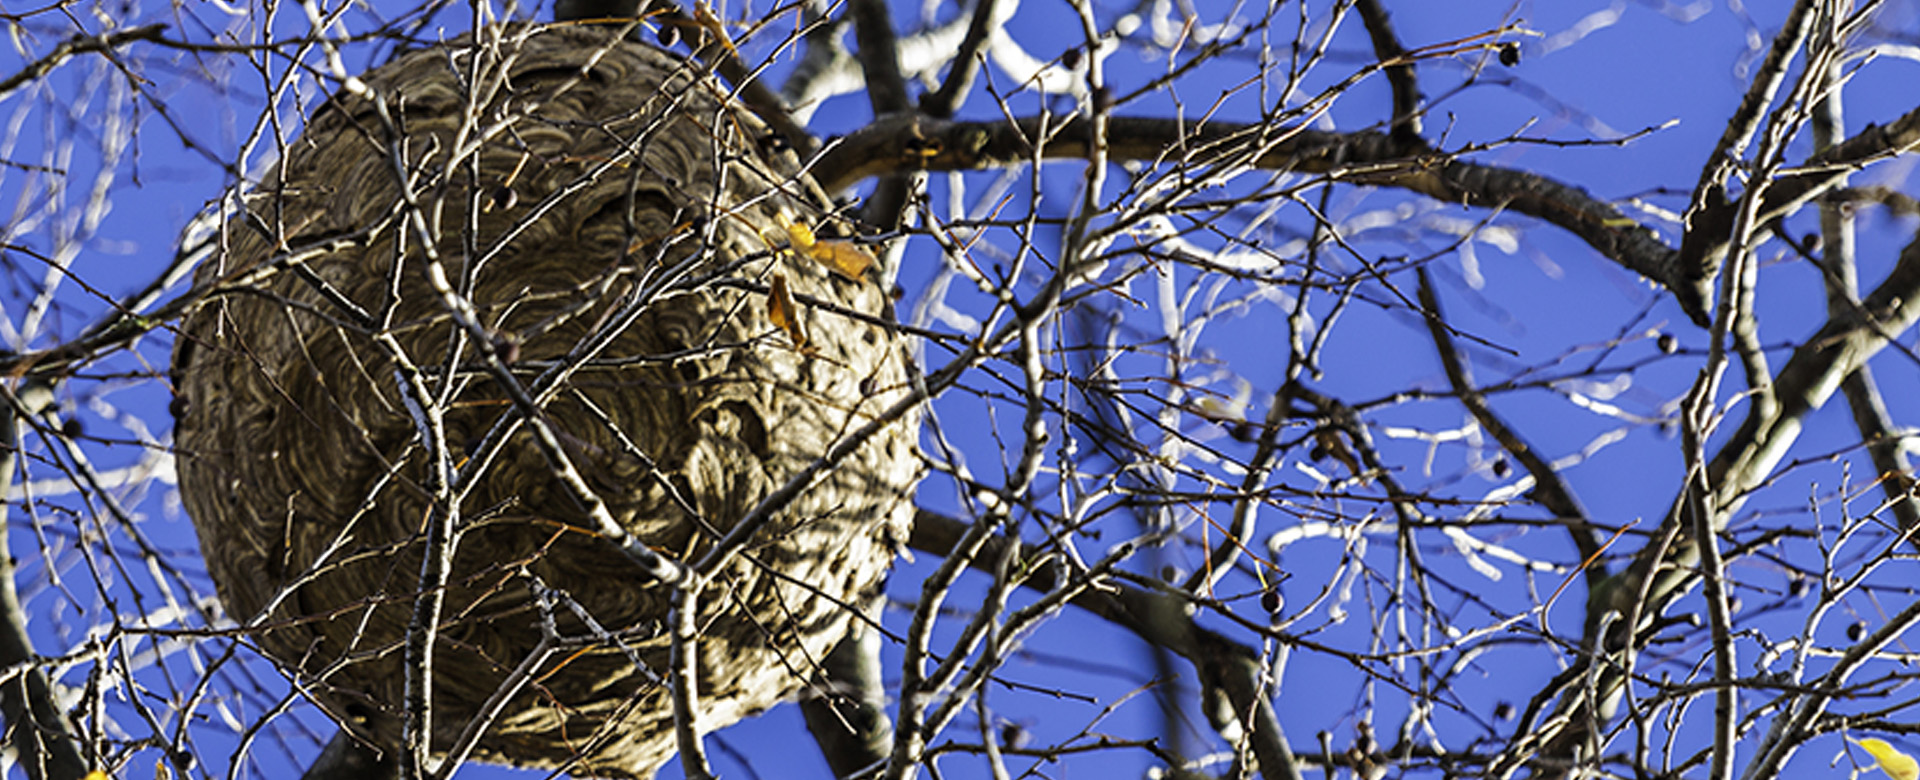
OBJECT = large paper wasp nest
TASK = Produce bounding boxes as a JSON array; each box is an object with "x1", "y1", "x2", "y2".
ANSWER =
[{"x1": 172, "y1": 24, "x2": 919, "y2": 778}]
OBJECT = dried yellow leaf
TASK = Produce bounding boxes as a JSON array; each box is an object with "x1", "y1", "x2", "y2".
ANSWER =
[
  {"x1": 779, "y1": 214, "x2": 818, "y2": 252},
  {"x1": 776, "y1": 213, "x2": 872, "y2": 281},
  {"x1": 810, "y1": 240, "x2": 874, "y2": 281},
  {"x1": 1854, "y1": 738, "x2": 1920, "y2": 780}
]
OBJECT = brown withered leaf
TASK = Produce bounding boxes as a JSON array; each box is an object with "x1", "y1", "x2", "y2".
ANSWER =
[{"x1": 768, "y1": 274, "x2": 809, "y2": 350}]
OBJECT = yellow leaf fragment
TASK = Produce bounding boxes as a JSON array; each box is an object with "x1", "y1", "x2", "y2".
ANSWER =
[
  {"x1": 777, "y1": 213, "x2": 873, "y2": 281},
  {"x1": 1855, "y1": 738, "x2": 1920, "y2": 780},
  {"x1": 778, "y1": 213, "x2": 818, "y2": 253},
  {"x1": 810, "y1": 240, "x2": 874, "y2": 281},
  {"x1": 768, "y1": 275, "x2": 808, "y2": 350},
  {"x1": 84, "y1": 772, "x2": 109, "y2": 780}
]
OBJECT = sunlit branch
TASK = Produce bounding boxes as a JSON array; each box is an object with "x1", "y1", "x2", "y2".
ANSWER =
[
  {"x1": 1811, "y1": 55, "x2": 1920, "y2": 542},
  {"x1": 0, "y1": 381, "x2": 90, "y2": 780},
  {"x1": 848, "y1": 0, "x2": 917, "y2": 229}
]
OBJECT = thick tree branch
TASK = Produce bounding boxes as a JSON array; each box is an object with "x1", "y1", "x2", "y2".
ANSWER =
[
  {"x1": 813, "y1": 114, "x2": 1707, "y2": 322},
  {"x1": 1677, "y1": 0, "x2": 1818, "y2": 296},
  {"x1": 801, "y1": 596, "x2": 893, "y2": 779},
  {"x1": 1353, "y1": 0, "x2": 1422, "y2": 147},
  {"x1": 1811, "y1": 59, "x2": 1920, "y2": 542},
  {"x1": 814, "y1": 104, "x2": 1920, "y2": 328},
  {"x1": 0, "y1": 382, "x2": 90, "y2": 780},
  {"x1": 848, "y1": 0, "x2": 917, "y2": 230},
  {"x1": 917, "y1": 0, "x2": 1000, "y2": 118},
  {"x1": 849, "y1": 0, "x2": 910, "y2": 115}
]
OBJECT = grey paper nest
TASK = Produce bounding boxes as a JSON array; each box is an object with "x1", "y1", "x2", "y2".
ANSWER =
[{"x1": 171, "y1": 24, "x2": 919, "y2": 778}]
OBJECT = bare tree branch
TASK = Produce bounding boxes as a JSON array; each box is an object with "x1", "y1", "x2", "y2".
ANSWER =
[
  {"x1": 1535, "y1": 224, "x2": 1920, "y2": 777},
  {"x1": 0, "y1": 381, "x2": 90, "y2": 780},
  {"x1": 1353, "y1": 0, "x2": 1422, "y2": 147},
  {"x1": 909, "y1": 510, "x2": 1303, "y2": 780},
  {"x1": 1414, "y1": 268, "x2": 1602, "y2": 582},
  {"x1": 814, "y1": 113, "x2": 1712, "y2": 322},
  {"x1": 1812, "y1": 50, "x2": 1920, "y2": 540}
]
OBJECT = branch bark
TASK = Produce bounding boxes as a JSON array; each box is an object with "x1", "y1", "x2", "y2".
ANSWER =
[
  {"x1": 814, "y1": 114, "x2": 1704, "y2": 322},
  {"x1": 800, "y1": 596, "x2": 893, "y2": 779},
  {"x1": 1414, "y1": 268, "x2": 1602, "y2": 583},
  {"x1": 1811, "y1": 55, "x2": 1920, "y2": 540},
  {"x1": 0, "y1": 381, "x2": 91, "y2": 780},
  {"x1": 813, "y1": 102, "x2": 1920, "y2": 328},
  {"x1": 1354, "y1": 0, "x2": 1422, "y2": 147}
]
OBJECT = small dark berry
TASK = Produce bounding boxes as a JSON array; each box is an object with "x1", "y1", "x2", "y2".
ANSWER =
[
  {"x1": 61, "y1": 418, "x2": 82, "y2": 439},
  {"x1": 488, "y1": 185, "x2": 517, "y2": 211},
  {"x1": 490, "y1": 333, "x2": 521, "y2": 364},
  {"x1": 1000, "y1": 722, "x2": 1030, "y2": 749},
  {"x1": 1492, "y1": 458, "x2": 1511, "y2": 478},
  {"x1": 1848, "y1": 621, "x2": 1867, "y2": 642},
  {"x1": 1493, "y1": 702, "x2": 1514, "y2": 721},
  {"x1": 1657, "y1": 333, "x2": 1678, "y2": 354},
  {"x1": 657, "y1": 24, "x2": 681, "y2": 48},
  {"x1": 1260, "y1": 586, "x2": 1283, "y2": 615},
  {"x1": 1060, "y1": 48, "x2": 1082, "y2": 70},
  {"x1": 1498, "y1": 43, "x2": 1520, "y2": 66}
]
